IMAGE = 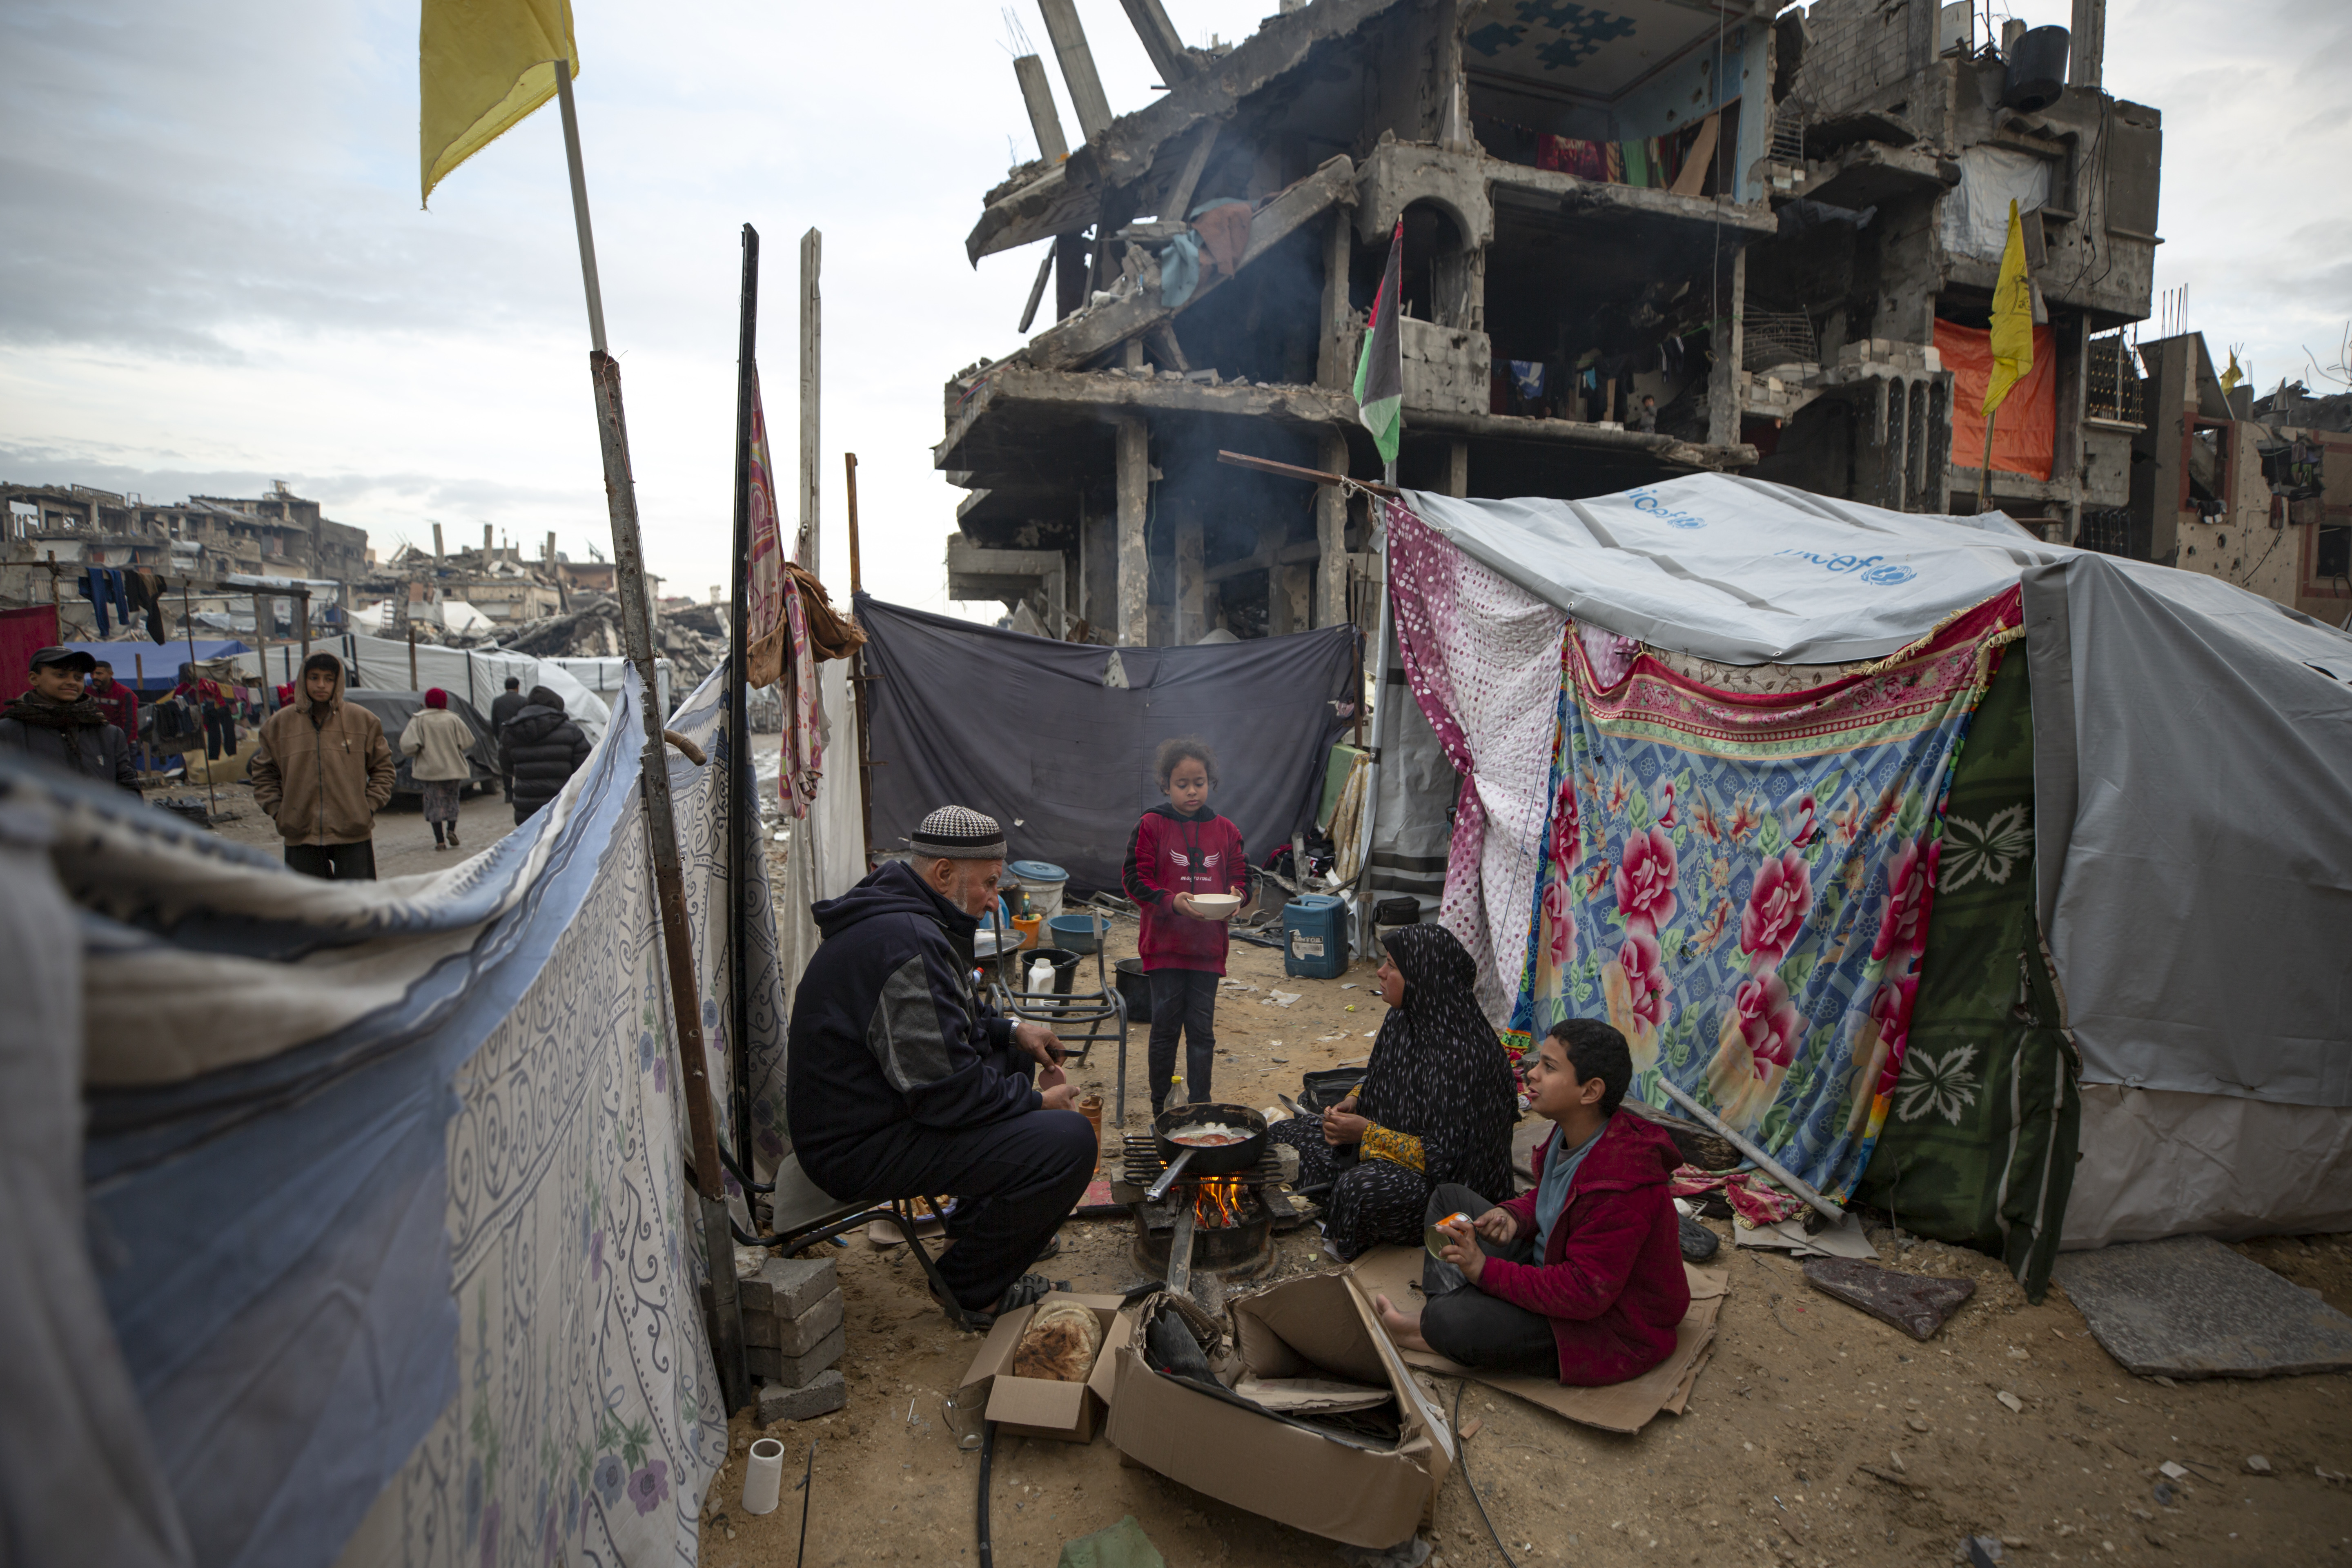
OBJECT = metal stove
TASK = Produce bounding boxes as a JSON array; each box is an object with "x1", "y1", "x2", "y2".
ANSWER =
[{"x1": 1117, "y1": 1134, "x2": 1303, "y2": 1298}]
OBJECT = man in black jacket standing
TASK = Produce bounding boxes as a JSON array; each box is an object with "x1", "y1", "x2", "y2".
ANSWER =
[
  {"x1": 499, "y1": 685, "x2": 591, "y2": 824},
  {"x1": 0, "y1": 647, "x2": 140, "y2": 795},
  {"x1": 786, "y1": 806, "x2": 1092, "y2": 1326},
  {"x1": 488, "y1": 676, "x2": 526, "y2": 802}
]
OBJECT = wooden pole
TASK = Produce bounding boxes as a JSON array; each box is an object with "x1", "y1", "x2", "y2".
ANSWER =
[
  {"x1": 845, "y1": 453, "x2": 874, "y2": 865},
  {"x1": 134, "y1": 652, "x2": 146, "y2": 777},
  {"x1": 727, "y1": 220, "x2": 761, "y2": 1197},
  {"x1": 179, "y1": 576, "x2": 217, "y2": 821},
  {"x1": 555, "y1": 56, "x2": 747, "y2": 1412},
  {"x1": 46, "y1": 551, "x2": 58, "y2": 616},
  {"x1": 798, "y1": 229, "x2": 821, "y2": 574},
  {"x1": 252, "y1": 593, "x2": 271, "y2": 710},
  {"x1": 298, "y1": 588, "x2": 311, "y2": 662},
  {"x1": 844, "y1": 454, "x2": 862, "y2": 594},
  {"x1": 1974, "y1": 408, "x2": 1998, "y2": 513},
  {"x1": 407, "y1": 624, "x2": 419, "y2": 690}
]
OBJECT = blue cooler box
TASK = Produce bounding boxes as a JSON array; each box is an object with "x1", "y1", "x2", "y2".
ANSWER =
[{"x1": 1282, "y1": 894, "x2": 1348, "y2": 979}]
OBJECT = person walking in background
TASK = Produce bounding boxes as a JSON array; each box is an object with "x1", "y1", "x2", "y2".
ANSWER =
[
  {"x1": 488, "y1": 676, "x2": 526, "y2": 802},
  {"x1": 1122, "y1": 737, "x2": 1247, "y2": 1115},
  {"x1": 400, "y1": 687, "x2": 475, "y2": 852},
  {"x1": 500, "y1": 685, "x2": 590, "y2": 824},
  {"x1": 89, "y1": 660, "x2": 138, "y2": 743},
  {"x1": 0, "y1": 646, "x2": 140, "y2": 795},
  {"x1": 249, "y1": 652, "x2": 394, "y2": 880}
]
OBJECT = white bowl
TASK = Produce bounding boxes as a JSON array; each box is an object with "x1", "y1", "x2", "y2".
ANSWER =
[{"x1": 1187, "y1": 893, "x2": 1244, "y2": 918}]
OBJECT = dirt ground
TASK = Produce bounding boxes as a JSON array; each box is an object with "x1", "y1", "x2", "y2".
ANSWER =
[
  {"x1": 165, "y1": 729, "x2": 520, "y2": 875},
  {"x1": 697, "y1": 910, "x2": 2352, "y2": 1568}
]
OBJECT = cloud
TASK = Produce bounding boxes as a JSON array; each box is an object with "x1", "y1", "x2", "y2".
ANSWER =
[{"x1": 0, "y1": 0, "x2": 1282, "y2": 615}]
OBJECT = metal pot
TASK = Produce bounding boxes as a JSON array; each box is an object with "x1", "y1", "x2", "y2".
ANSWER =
[{"x1": 1152, "y1": 1102, "x2": 1268, "y2": 1178}]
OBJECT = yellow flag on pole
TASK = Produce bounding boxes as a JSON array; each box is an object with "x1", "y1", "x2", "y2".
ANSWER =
[
  {"x1": 420, "y1": 0, "x2": 579, "y2": 206},
  {"x1": 1983, "y1": 198, "x2": 2034, "y2": 417}
]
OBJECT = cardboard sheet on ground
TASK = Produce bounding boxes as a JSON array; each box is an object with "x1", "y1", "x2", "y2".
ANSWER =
[
  {"x1": 1734, "y1": 1211, "x2": 1880, "y2": 1259},
  {"x1": 1351, "y1": 1248, "x2": 1725, "y2": 1433}
]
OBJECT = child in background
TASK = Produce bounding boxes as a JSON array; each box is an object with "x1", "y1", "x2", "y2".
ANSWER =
[{"x1": 1123, "y1": 737, "x2": 1247, "y2": 1116}]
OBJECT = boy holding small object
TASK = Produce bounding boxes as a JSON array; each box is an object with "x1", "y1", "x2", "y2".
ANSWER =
[{"x1": 1375, "y1": 1018, "x2": 1690, "y2": 1385}]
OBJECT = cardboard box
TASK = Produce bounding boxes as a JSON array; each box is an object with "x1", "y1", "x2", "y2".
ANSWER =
[
  {"x1": 1104, "y1": 1271, "x2": 1453, "y2": 1549},
  {"x1": 958, "y1": 1292, "x2": 1129, "y2": 1444}
]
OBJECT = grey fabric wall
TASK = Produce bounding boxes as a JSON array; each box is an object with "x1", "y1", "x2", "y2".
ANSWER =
[
  {"x1": 857, "y1": 597, "x2": 1357, "y2": 894},
  {"x1": 2026, "y1": 555, "x2": 2352, "y2": 1107}
]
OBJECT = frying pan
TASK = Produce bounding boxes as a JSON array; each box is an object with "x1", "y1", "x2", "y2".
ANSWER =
[{"x1": 1152, "y1": 1102, "x2": 1269, "y2": 1179}]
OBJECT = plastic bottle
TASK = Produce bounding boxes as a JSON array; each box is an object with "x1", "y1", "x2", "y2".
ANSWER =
[{"x1": 1027, "y1": 958, "x2": 1052, "y2": 995}]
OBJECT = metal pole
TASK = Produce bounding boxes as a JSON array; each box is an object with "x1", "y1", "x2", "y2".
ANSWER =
[
  {"x1": 556, "y1": 62, "x2": 745, "y2": 1411},
  {"x1": 1650, "y1": 1075, "x2": 1846, "y2": 1225},
  {"x1": 728, "y1": 222, "x2": 761, "y2": 1185},
  {"x1": 408, "y1": 624, "x2": 419, "y2": 690},
  {"x1": 554, "y1": 60, "x2": 608, "y2": 356}
]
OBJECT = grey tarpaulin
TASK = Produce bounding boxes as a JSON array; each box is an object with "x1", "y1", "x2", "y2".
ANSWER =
[
  {"x1": 856, "y1": 595, "x2": 1357, "y2": 893},
  {"x1": 340, "y1": 688, "x2": 502, "y2": 793},
  {"x1": 2024, "y1": 554, "x2": 2352, "y2": 1107}
]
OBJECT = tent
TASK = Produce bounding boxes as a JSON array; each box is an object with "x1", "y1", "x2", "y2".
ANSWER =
[
  {"x1": 1360, "y1": 475, "x2": 2352, "y2": 1294},
  {"x1": 0, "y1": 660, "x2": 793, "y2": 1567},
  {"x1": 339, "y1": 630, "x2": 619, "y2": 742},
  {"x1": 857, "y1": 595, "x2": 1359, "y2": 895},
  {"x1": 342, "y1": 688, "x2": 503, "y2": 794},
  {"x1": 62, "y1": 639, "x2": 251, "y2": 693}
]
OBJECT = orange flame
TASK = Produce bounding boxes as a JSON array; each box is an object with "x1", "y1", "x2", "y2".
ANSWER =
[{"x1": 1193, "y1": 1176, "x2": 1245, "y2": 1229}]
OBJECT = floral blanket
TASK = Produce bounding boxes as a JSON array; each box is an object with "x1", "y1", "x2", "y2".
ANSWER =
[
  {"x1": 1387, "y1": 502, "x2": 1572, "y2": 1020},
  {"x1": 1513, "y1": 590, "x2": 2024, "y2": 1200}
]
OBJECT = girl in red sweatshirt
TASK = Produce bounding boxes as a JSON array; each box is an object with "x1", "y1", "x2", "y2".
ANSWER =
[{"x1": 1122, "y1": 737, "x2": 1247, "y2": 1115}]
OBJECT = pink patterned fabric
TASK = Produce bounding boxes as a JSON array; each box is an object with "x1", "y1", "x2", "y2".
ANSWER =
[{"x1": 1386, "y1": 500, "x2": 1571, "y2": 1020}]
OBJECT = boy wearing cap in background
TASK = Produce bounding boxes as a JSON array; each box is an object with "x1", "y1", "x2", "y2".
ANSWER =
[{"x1": 0, "y1": 646, "x2": 140, "y2": 795}]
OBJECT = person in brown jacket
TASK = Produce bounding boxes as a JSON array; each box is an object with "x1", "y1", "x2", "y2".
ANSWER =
[{"x1": 248, "y1": 652, "x2": 395, "y2": 879}]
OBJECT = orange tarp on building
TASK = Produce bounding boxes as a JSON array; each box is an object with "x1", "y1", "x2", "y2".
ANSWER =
[{"x1": 1937, "y1": 320, "x2": 2058, "y2": 482}]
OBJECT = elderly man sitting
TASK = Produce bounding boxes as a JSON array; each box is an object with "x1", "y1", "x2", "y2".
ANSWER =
[{"x1": 786, "y1": 806, "x2": 1096, "y2": 1326}]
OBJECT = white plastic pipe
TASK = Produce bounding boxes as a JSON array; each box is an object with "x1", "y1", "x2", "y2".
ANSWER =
[{"x1": 742, "y1": 1437, "x2": 786, "y2": 1515}]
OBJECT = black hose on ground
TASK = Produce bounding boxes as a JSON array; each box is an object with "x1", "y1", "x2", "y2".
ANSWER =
[
  {"x1": 976, "y1": 1418, "x2": 998, "y2": 1568},
  {"x1": 1454, "y1": 1379, "x2": 1519, "y2": 1565}
]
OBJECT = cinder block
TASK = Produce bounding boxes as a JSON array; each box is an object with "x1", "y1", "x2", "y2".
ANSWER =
[
  {"x1": 744, "y1": 1288, "x2": 844, "y2": 1353},
  {"x1": 746, "y1": 1323, "x2": 844, "y2": 1386},
  {"x1": 759, "y1": 1370, "x2": 847, "y2": 1425},
  {"x1": 739, "y1": 1255, "x2": 837, "y2": 1319}
]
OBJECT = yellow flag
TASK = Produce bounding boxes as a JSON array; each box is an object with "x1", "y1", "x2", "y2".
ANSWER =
[
  {"x1": 420, "y1": 0, "x2": 579, "y2": 206},
  {"x1": 2221, "y1": 350, "x2": 2244, "y2": 393},
  {"x1": 1983, "y1": 198, "x2": 2034, "y2": 417}
]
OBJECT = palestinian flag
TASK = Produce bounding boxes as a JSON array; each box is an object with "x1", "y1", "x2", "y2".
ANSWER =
[{"x1": 1352, "y1": 218, "x2": 1405, "y2": 466}]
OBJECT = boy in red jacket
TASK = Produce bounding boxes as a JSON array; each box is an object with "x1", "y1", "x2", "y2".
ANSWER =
[
  {"x1": 1122, "y1": 737, "x2": 1246, "y2": 1115},
  {"x1": 1376, "y1": 1018, "x2": 1690, "y2": 1384}
]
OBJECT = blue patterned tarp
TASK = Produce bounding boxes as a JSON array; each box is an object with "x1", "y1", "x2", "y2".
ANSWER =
[{"x1": 17, "y1": 662, "x2": 781, "y2": 1568}]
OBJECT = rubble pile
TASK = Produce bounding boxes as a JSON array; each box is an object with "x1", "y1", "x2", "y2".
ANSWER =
[{"x1": 454, "y1": 593, "x2": 728, "y2": 685}]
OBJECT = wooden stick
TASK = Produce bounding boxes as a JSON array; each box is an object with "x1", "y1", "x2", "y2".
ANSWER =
[
  {"x1": 557, "y1": 53, "x2": 746, "y2": 1412},
  {"x1": 844, "y1": 452, "x2": 874, "y2": 866}
]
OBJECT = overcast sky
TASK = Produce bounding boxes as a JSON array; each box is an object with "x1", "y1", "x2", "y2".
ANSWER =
[{"x1": 3, "y1": 0, "x2": 2346, "y2": 619}]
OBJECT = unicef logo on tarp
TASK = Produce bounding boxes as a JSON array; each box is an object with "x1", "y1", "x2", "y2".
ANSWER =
[
  {"x1": 1626, "y1": 487, "x2": 1707, "y2": 530},
  {"x1": 1775, "y1": 548, "x2": 1919, "y2": 586}
]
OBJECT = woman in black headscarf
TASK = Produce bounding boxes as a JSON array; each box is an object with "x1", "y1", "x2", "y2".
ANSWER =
[{"x1": 1267, "y1": 923, "x2": 1520, "y2": 1260}]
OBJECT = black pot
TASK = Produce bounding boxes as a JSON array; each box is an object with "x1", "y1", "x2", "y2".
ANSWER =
[
  {"x1": 1115, "y1": 958, "x2": 1151, "y2": 1022},
  {"x1": 1152, "y1": 1102, "x2": 1268, "y2": 1177}
]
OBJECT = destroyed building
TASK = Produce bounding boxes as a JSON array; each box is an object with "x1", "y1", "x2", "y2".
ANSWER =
[
  {"x1": 937, "y1": 0, "x2": 2164, "y2": 642},
  {"x1": 2, "y1": 479, "x2": 369, "y2": 588}
]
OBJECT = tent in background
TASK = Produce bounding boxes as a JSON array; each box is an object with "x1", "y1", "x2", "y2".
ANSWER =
[
  {"x1": 856, "y1": 595, "x2": 1359, "y2": 895},
  {"x1": 62, "y1": 639, "x2": 251, "y2": 693},
  {"x1": 1361, "y1": 475, "x2": 2352, "y2": 1293}
]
